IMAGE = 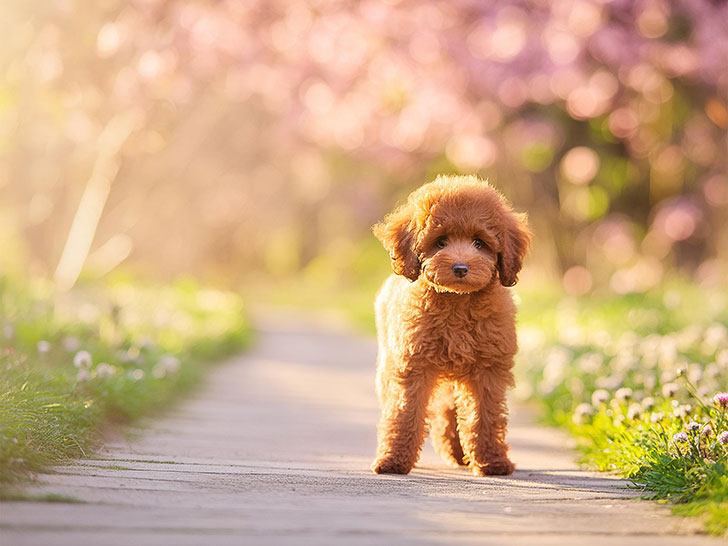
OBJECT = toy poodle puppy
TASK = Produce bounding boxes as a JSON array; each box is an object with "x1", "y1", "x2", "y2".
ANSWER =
[{"x1": 371, "y1": 174, "x2": 531, "y2": 476}]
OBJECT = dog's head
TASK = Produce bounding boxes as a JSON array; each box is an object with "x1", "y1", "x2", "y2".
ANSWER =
[{"x1": 373, "y1": 175, "x2": 531, "y2": 293}]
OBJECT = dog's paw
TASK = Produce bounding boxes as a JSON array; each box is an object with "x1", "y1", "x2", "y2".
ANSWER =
[
  {"x1": 371, "y1": 456, "x2": 412, "y2": 475},
  {"x1": 472, "y1": 458, "x2": 515, "y2": 476}
]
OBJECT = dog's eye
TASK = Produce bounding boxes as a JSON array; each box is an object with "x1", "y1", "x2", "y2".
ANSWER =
[
  {"x1": 473, "y1": 238, "x2": 486, "y2": 250},
  {"x1": 435, "y1": 237, "x2": 448, "y2": 249}
]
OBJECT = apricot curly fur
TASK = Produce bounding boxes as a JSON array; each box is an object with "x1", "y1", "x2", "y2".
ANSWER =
[{"x1": 371, "y1": 175, "x2": 531, "y2": 476}]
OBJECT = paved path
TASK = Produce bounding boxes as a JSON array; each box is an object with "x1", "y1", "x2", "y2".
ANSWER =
[{"x1": 1, "y1": 313, "x2": 721, "y2": 545}]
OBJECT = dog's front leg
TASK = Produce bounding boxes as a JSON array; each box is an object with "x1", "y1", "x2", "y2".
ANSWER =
[
  {"x1": 454, "y1": 366, "x2": 515, "y2": 476},
  {"x1": 372, "y1": 369, "x2": 436, "y2": 475}
]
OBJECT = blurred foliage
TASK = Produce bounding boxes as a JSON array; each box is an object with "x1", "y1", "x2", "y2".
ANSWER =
[
  {"x1": 0, "y1": 276, "x2": 251, "y2": 486},
  {"x1": 0, "y1": 0, "x2": 726, "y2": 291}
]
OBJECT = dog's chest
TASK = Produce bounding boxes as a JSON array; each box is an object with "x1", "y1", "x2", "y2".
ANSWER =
[{"x1": 412, "y1": 301, "x2": 511, "y2": 372}]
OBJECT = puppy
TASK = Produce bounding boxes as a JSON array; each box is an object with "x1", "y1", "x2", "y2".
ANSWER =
[{"x1": 371, "y1": 175, "x2": 531, "y2": 476}]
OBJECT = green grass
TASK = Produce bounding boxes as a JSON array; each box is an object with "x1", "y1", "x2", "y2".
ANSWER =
[
  {"x1": 0, "y1": 490, "x2": 86, "y2": 503},
  {"x1": 0, "y1": 275, "x2": 251, "y2": 487},
  {"x1": 515, "y1": 281, "x2": 728, "y2": 537}
]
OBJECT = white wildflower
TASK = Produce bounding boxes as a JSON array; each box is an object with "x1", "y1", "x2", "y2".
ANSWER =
[
  {"x1": 615, "y1": 387, "x2": 633, "y2": 402},
  {"x1": 131, "y1": 369, "x2": 145, "y2": 381},
  {"x1": 596, "y1": 374, "x2": 624, "y2": 391},
  {"x1": 62, "y1": 336, "x2": 80, "y2": 352},
  {"x1": 577, "y1": 353, "x2": 603, "y2": 374},
  {"x1": 716, "y1": 349, "x2": 728, "y2": 368},
  {"x1": 705, "y1": 363, "x2": 720, "y2": 379},
  {"x1": 657, "y1": 336, "x2": 678, "y2": 366},
  {"x1": 687, "y1": 364, "x2": 703, "y2": 384},
  {"x1": 591, "y1": 389, "x2": 610, "y2": 407},
  {"x1": 704, "y1": 323, "x2": 728, "y2": 348},
  {"x1": 96, "y1": 362, "x2": 116, "y2": 378},
  {"x1": 37, "y1": 340, "x2": 51, "y2": 354},
  {"x1": 673, "y1": 404, "x2": 692, "y2": 418},
  {"x1": 73, "y1": 350, "x2": 92, "y2": 369},
  {"x1": 152, "y1": 363, "x2": 167, "y2": 379},
  {"x1": 573, "y1": 403, "x2": 594, "y2": 425},
  {"x1": 661, "y1": 383, "x2": 679, "y2": 398},
  {"x1": 159, "y1": 355, "x2": 180, "y2": 374},
  {"x1": 627, "y1": 403, "x2": 642, "y2": 420}
]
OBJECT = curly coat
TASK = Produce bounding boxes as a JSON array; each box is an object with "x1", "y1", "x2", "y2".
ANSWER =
[{"x1": 371, "y1": 175, "x2": 531, "y2": 476}]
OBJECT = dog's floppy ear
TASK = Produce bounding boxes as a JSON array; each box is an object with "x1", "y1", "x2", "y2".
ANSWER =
[
  {"x1": 496, "y1": 211, "x2": 531, "y2": 287},
  {"x1": 372, "y1": 205, "x2": 420, "y2": 281}
]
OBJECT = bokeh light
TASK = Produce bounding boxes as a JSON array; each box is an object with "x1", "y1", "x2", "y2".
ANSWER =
[{"x1": 0, "y1": 0, "x2": 725, "y2": 293}]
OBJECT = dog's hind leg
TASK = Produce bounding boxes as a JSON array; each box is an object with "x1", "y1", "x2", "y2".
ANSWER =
[{"x1": 428, "y1": 382, "x2": 465, "y2": 467}]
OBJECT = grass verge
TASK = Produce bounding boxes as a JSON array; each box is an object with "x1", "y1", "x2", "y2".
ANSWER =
[
  {"x1": 516, "y1": 280, "x2": 728, "y2": 536},
  {"x1": 0, "y1": 275, "x2": 251, "y2": 488}
]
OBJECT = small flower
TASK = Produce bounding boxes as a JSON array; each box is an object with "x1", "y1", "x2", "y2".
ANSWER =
[
  {"x1": 673, "y1": 404, "x2": 692, "y2": 418},
  {"x1": 701, "y1": 424, "x2": 713, "y2": 437},
  {"x1": 572, "y1": 403, "x2": 594, "y2": 424},
  {"x1": 62, "y1": 336, "x2": 80, "y2": 352},
  {"x1": 662, "y1": 382, "x2": 679, "y2": 398},
  {"x1": 37, "y1": 340, "x2": 51, "y2": 354},
  {"x1": 718, "y1": 431, "x2": 728, "y2": 445},
  {"x1": 627, "y1": 403, "x2": 642, "y2": 420},
  {"x1": 676, "y1": 367, "x2": 687, "y2": 377},
  {"x1": 131, "y1": 369, "x2": 145, "y2": 381},
  {"x1": 591, "y1": 389, "x2": 610, "y2": 406},
  {"x1": 650, "y1": 412, "x2": 665, "y2": 423},
  {"x1": 3, "y1": 324, "x2": 14, "y2": 339},
  {"x1": 73, "y1": 350, "x2": 92, "y2": 369},
  {"x1": 686, "y1": 421, "x2": 700, "y2": 433},
  {"x1": 96, "y1": 363, "x2": 116, "y2": 378},
  {"x1": 705, "y1": 363, "x2": 720, "y2": 379},
  {"x1": 152, "y1": 363, "x2": 167, "y2": 379},
  {"x1": 672, "y1": 431, "x2": 689, "y2": 443},
  {"x1": 76, "y1": 369, "x2": 91, "y2": 382},
  {"x1": 615, "y1": 387, "x2": 633, "y2": 402},
  {"x1": 641, "y1": 397, "x2": 656, "y2": 411},
  {"x1": 613, "y1": 414, "x2": 626, "y2": 426},
  {"x1": 713, "y1": 392, "x2": 728, "y2": 408},
  {"x1": 158, "y1": 355, "x2": 180, "y2": 373}
]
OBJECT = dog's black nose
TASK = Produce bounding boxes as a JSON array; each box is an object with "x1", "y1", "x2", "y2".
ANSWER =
[{"x1": 452, "y1": 263, "x2": 469, "y2": 277}]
